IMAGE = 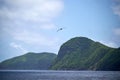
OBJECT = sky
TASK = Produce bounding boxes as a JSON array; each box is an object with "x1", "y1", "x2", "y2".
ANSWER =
[{"x1": 0, "y1": 0, "x2": 120, "y2": 62}]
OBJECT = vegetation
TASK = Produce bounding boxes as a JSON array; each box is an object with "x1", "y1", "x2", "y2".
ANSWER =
[
  {"x1": 0, "y1": 37, "x2": 120, "y2": 71},
  {"x1": 51, "y1": 37, "x2": 120, "y2": 71},
  {"x1": 0, "y1": 52, "x2": 56, "y2": 70}
]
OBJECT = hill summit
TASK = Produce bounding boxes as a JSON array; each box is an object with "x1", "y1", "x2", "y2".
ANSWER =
[{"x1": 51, "y1": 37, "x2": 120, "y2": 71}]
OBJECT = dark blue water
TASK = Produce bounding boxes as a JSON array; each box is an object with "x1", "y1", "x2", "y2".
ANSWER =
[{"x1": 0, "y1": 70, "x2": 120, "y2": 80}]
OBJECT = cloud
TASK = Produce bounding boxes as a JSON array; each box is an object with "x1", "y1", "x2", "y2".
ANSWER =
[
  {"x1": 10, "y1": 42, "x2": 28, "y2": 53},
  {"x1": 40, "y1": 23, "x2": 56, "y2": 30},
  {"x1": 0, "y1": 0, "x2": 64, "y2": 30},
  {"x1": 0, "y1": 0, "x2": 64, "y2": 53},
  {"x1": 0, "y1": 0, "x2": 63, "y2": 22},
  {"x1": 100, "y1": 41, "x2": 118, "y2": 48},
  {"x1": 0, "y1": 0, "x2": 63, "y2": 34},
  {"x1": 112, "y1": 28, "x2": 120, "y2": 45},
  {"x1": 113, "y1": 28, "x2": 120, "y2": 36},
  {"x1": 112, "y1": 0, "x2": 120, "y2": 17},
  {"x1": 100, "y1": 27, "x2": 120, "y2": 48},
  {"x1": 12, "y1": 30, "x2": 59, "y2": 47}
]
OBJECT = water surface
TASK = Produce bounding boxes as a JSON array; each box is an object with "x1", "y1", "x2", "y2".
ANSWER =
[{"x1": 0, "y1": 70, "x2": 120, "y2": 80}]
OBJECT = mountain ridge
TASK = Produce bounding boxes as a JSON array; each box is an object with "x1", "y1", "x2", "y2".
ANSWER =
[
  {"x1": 0, "y1": 52, "x2": 57, "y2": 70},
  {"x1": 0, "y1": 37, "x2": 120, "y2": 71},
  {"x1": 51, "y1": 37, "x2": 120, "y2": 71}
]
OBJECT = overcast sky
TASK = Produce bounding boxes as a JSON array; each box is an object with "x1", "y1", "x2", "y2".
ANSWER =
[{"x1": 0, "y1": 0, "x2": 120, "y2": 62}]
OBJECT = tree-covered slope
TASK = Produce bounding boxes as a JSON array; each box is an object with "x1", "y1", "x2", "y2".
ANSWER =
[
  {"x1": 0, "y1": 52, "x2": 56, "y2": 70},
  {"x1": 51, "y1": 37, "x2": 120, "y2": 71},
  {"x1": 94, "y1": 48, "x2": 120, "y2": 71}
]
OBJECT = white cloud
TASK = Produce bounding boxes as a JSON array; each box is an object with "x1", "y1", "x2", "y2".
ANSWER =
[
  {"x1": 100, "y1": 41, "x2": 118, "y2": 48},
  {"x1": 0, "y1": 0, "x2": 63, "y2": 22},
  {"x1": 40, "y1": 23, "x2": 56, "y2": 30},
  {"x1": 0, "y1": 0, "x2": 64, "y2": 55},
  {"x1": 112, "y1": 0, "x2": 120, "y2": 17},
  {"x1": 0, "y1": 0, "x2": 64, "y2": 30},
  {"x1": 113, "y1": 28, "x2": 120, "y2": 36},
  {"x1": 98, "y1": 28, "x2": 120, "y2": 48},
  {"x1": 11, "y1": 30, "x2": 60, "y2": 47},
  {"x1": 10, "y1": 42, "x2": 28, "y2": 53},
  {"x1": 112, "y1": 6, "x2": 120, "y2": 17}
]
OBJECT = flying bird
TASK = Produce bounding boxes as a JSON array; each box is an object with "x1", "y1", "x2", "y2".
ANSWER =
[{"x1": 57, "y1": 27, "x2": 65, "y2": 32}]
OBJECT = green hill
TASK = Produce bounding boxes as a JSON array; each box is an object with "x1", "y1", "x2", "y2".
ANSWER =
[
  {"x1": 0, "y1": 37, "x2": 120, "y2": 71},
  {"x1": 94, "y1": 48, "x2": 120, "y2": 70},
  {"x1": 0, "y1": 52, "x2": 56, "y2": 70},
  {"x1": 51, "y1": 37, "x2": 120, "y2": 71}
]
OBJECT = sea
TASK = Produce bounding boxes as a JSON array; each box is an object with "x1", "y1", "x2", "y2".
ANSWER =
[{"x1": 0, "y1": 70, "x2": 120, "y2": 80}]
